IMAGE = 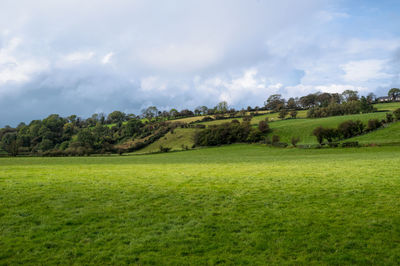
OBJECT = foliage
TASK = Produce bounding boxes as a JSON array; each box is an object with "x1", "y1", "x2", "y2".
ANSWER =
[{"x1": 194, "y1": 121, "x2": 261, "y2": 146}]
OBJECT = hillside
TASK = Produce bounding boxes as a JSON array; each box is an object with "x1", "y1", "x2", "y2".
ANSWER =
[
  {"x1": 133, "y1": 128, "x2": 197, "y2": 154},
  {"x1": 132, "y1": 103, "x2": 400, "y2": 152},
  {"x1": 349, "y1": 121, "x2": 400, "y2": 145}
]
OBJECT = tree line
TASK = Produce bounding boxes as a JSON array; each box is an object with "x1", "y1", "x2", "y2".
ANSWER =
[{"x1": 1, "y1": 88, "x2": 398, "y2": 156}]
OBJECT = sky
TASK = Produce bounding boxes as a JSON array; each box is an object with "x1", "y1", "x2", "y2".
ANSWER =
[{"x1": 0, "y1": 0, "x2": 400, "y2": 126}]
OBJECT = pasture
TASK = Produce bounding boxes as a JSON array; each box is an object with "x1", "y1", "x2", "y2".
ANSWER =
[{"x1": 1, "y1": 145, "x2": 400, "y2": 264}]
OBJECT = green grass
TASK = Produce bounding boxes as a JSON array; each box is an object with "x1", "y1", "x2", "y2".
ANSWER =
[
  {"x1": 1, "y1": 145, "x2": 400, "y2": 264},
  {"x1": 269, "y1": 112, "x2": 389, "y2": 144},
  {"x1": 349, "y1": 121, "x2": 400, "y2": 144},
  {"x1": 199, "y1": 110, "x2": 308, "y2": 126},
  {"x1": 373, "y1": 102, "x2": 400, "y2": 111}
]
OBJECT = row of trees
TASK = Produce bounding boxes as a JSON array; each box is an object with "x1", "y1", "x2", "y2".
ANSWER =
[
  {"x1": 264, "y1": 90, "x2": 378, "y2": 112},
  {"x1": 0, "y1": 114, "x2": 152, "y2": 156},
  {"x1": 194, "y1": 118, "x2": 270, "y2": 146},
  {"x1": 307, "y1": 98, "x2": 374, "y2": 118}
]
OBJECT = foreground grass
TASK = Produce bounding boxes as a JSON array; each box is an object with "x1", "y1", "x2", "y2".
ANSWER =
[{"x1": 1, "y1": 145, "x2": 400, "y2": 264}]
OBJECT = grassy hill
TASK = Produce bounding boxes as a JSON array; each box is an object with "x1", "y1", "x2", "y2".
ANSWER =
[
  {"x1": 268, "y1": 112, "x2": 389, "y2": 144},
  {"x1": 349, "y1": 121, "x2": 400, "y2": 144},
  {"x1": 2, "y1": 145, "x2": 400, "y2": 264},
  {"x1": 131, "y1": 103, "x2": 400, "y2": 152},
  {"x1": 133, "y1": 128, "x2": 197, "y2": 154}
]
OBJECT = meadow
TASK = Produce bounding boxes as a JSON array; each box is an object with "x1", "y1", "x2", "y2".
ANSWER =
[{"x1": 2, "y1": 144, "x2": 400, "y2": 264}]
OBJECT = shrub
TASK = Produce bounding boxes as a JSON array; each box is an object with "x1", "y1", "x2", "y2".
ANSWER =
[
  {"x1": 290, "y1": 110, "x2": 298, "y2": 119},
  {"x1": 194, "y1": 121, "x2": 259, "y2": 146},
  {"x1": 342, "y1": 141, "x2": 359, "y2": 148},
  {"x1": 366, "y1": 119, "x2": 382, "y2": 132},
  {"x1": 393, "y1": 108, "x2": 400, "y2": 121},
  {"x1": 258, "y1": 121, "x2": 270, "y2": 133},
  {"x1": 312, "y1": 126, "x2": 324, "y2": 144},
  {"x1": 278, "y1": 109, "x2": 288, "y2": 119},
  {"x1": 307, "y1": 101, "x2": 364, "y2": 118},
  {"x1": 272, "y1": 135, "x2": 280, "y2": 144},
  {"x1": 291, "y1": 136, "x2": 300, "y2": 147},
  {"x1": 159, "y1": 145, "x2": 171, "y2": 153},
  {"x1": 386, "y1": 113, "x2": 394, "y2": 123},
  {"x1": 338, "y1": 120, "x2": 364, "y2": 138},
  {"x1": 201, "y1": 116, "x2": 214, "y2": 122}
]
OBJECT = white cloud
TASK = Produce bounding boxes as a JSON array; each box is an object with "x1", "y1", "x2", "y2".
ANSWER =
[
  {"x1": 101, "y1": 52, "x2": 114, "y2": 64},
  {"x1": 341, "y1": 59, "x2": 392, "y2": 82},
  {"x1": 63, "y1": 51, "x2": 95, "y2": 63},
  {"x1": 0, "y1": 37, "x2": 48, "y2": 86}
]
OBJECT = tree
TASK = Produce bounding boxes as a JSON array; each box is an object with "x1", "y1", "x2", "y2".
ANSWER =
[
  {"x1": 360, "y1": 96, "x2": 374, "y2": 113},
  {"x1": 286, "y1": 98, "x2": 298, "y2": 110},
  {"x1": 388, "y1": 88, "x2": 400, "y2": 101},
  {"x1": 265, "y1": 94, "x2": 285, "y2": 111},
  {"x1": 291, "y1": 136, "x2": 300, "y2": 147},
  {"x1": 142, "y1": 106, "x2": 158, "y2": 120},
  {"x1": 313, "y1": 126, "x2": 325, "y2": 145},
  {"x1": 77, "y1": 129, "x2": 95, "y2": 148},
  {"x1": 107, "y1": 111, "x2": 126, "y2": 123},
  {"x1": 299, "y1": 93, "x2": 318, "y2": 108},
  {"x1": 169, "y1": 108, "x2": 179, "y2": 118},
  {"x1": 278, "y1": 109, "x2": 288, "y2": 119},
  {"x1": 1, "y1": 132, "x2": 20, "y2": 156},
  {"x1": 289, "y1": 110, "x2": 298, "y2": 119},
  {"x1": 215, "y1": 101, "x2": 228, "y2": 113},
  {"x1": 258, "y1": 121, "x2": 270, "y2": 133},
  {"x1": 200, "y1": 106, "x2": 208, "y2": 115},
  {"x1": 342, "y1": 90, "x2": 359, "y2": 102},
  {"x1": 394, "y1": 108, "x2": 400, "y2": 120},
  {"x1": 317, "y1": 93, "x2": 332, "y2": 107},
  {"x1": 366, "y1": 93, "x2": 376, "y2": 103}
]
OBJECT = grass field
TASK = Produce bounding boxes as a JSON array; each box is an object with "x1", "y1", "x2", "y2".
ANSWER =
[
  {"x1": 1, "y1": 145, "x2": 400, "y2": 264},
  {"x1": 373, "y1": 102, "x2": 400, "y2": 111},
  {"x1": 134, "y1": 128, "x2": 197, "y2": 154},
  {"x1": 349, "y1": 121, "x2": 400, "y2": 144},
  {"x1": 269, "y1": 112, "x2": 390, "y2": 144}
]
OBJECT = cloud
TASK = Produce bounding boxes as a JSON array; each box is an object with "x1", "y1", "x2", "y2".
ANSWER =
[
  {"x1": 101, "y1": 52, "x2": 114, "y2": 64},
  {"x1": 0, "y1": 0, "x2": 399, "y2": 126},
  {"x1": 341, "y1": 59, "x2": 392, "y2": 83}
]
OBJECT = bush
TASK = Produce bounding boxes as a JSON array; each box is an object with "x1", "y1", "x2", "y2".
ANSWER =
[
  {"x1": 201, "y1": 116, "x2": 214, "y2": 122},
  {"x1": 291, "y1": 136, "x2": 300, "y2": 147},
  {"x1": 272, "y1": 135, "x2": 280, "y2": 144},
  {"x1": 386, "y1": 113, "x2": 394, "y2": 123},
  {"x1": 278, "y1": 109, "x2": 288, "y2": 119},
  {"x1": 159, "y1": 145, "x2": 171, "y2": 153},
  {"x1": 258, "y1": 121, "x2": 270, "y2": 133},
  {"x1": 366, "y1": 119, "x2": 382, "y2": 132},
  {"x1": 393, "y1": 108, "x2": 400, "y2": 121},
  {"x1": 307, "y1": 101, "x2": 364, "y2": 118},
  {"x1": 312, "y1": 126, "x2": 324, "y2": 144},
  {"x1": 338, "y1": 120, "x2": 364, "y2": 138},
  {"x1": 342, "y1": 141, "x2": 359, "y2": 148},
  {"x1": 194, "y1": 121, "x2": 261, "y2": 146}
]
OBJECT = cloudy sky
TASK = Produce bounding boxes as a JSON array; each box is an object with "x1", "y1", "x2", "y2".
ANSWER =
[{"x1": 1, "y1": 0, "x2": 400, "y2": 126}]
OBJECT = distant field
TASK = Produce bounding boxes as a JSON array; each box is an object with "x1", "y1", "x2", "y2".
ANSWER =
[
  {"x1": 373, "y1": 102, "x2": 400, "y2": 111},
  {"x1": 349, "y1": 121, "x2": 400, "y2": 144},
  {"x1": 199, "y1": 110, "x2": 308, "y2": 126},
  {"x1": 134, "y1": 128, "x2": 197, "y2": 154},
  {"x1": 269, "y1": 112, "x2": 389, "y2": 144},
  {"x1": 1, "y1": 145, "x2": 400, "y2": 264}
]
